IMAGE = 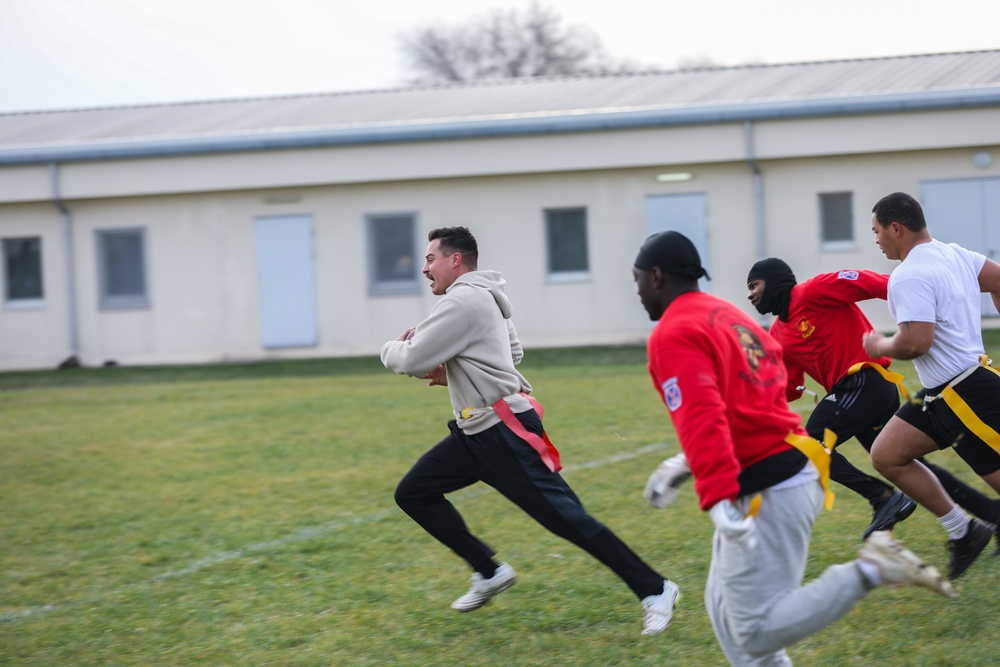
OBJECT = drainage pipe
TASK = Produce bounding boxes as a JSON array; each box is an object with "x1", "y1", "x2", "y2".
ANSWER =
[
  {"x1": 50, "y1": 162, "x2": 80, "y2": 368},
  {"x1": 743, "y1": 120, "x2": 766, "y2": 261}
]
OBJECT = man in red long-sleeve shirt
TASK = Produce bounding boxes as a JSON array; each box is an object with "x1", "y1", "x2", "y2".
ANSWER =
[
  {"x1": 745, "y1": 258, "x2": 1000, "y2": 544},
  {"x1": 633, "y1": 231, "x2": 954, "y2": 666}
]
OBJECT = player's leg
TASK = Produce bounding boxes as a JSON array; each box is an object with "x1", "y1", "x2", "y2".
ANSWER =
[
  {"x1": 480, "y1": 411, "x2": 668, "y2": 597},
  {"x1": 870, "y1": 414, "x2": 954, "y2": 515},
  {"x1": 920, "y1": 459, "x2": 1000, "y2": 526},
  {"x1": 873, "y1": 400, "x2": 992, "y2": 578},
  {"x1": 706, "y1": 481, "x2": 863, "y2": 664},
  {"x1": 807, "y1": 370, "x2": 914, "y2": 537},
  {"x1": 394, "y1": 423, "x2": 497, "y2": 572}
]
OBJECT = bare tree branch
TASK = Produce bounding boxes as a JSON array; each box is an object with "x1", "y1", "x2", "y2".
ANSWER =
[{"x1": 397, "y1": 2, "x2": 645, "y2": 84}]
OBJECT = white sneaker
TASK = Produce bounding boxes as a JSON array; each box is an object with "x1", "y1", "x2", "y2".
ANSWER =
[
  {"x1": 450, "y1": 563, "x2": 517, "y2": 612},
  {"x1": 858, "y1": 531, "x2": 957, "y2": 598},
  {"x1": 641, "y1": 579, "x2": 682, "y2": 635}
]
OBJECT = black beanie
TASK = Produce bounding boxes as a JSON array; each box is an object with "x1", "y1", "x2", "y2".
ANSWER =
[
  {"x1": 634, "y1": 231, "x2": 711, "y2": 281},
  {"x1": 746, "y1": 258, "x2": 796, "y2": 320}
]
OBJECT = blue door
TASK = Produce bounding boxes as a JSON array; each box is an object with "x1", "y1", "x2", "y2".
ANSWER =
[{"x1": 255, "y1": 215, "x2": 318, "y2": 348}]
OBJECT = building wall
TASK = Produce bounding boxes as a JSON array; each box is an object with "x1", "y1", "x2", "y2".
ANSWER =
[
  {"x1": 0, "y1": 201, "x2": 72, "y2": 369},
  {"x1": 1, "y1": 113, "x2": 999, "y2": 370}
]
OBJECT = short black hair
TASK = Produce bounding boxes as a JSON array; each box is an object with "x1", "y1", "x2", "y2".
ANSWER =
[
  {"x1": 872, "y1": 192, "x2": 927, "y2": 232},
  {"x1": 428, "y1": 226, "x2": 478, "y2": 267}
]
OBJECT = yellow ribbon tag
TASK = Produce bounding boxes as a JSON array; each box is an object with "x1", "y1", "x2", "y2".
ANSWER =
[
  {"x1": 848, "y1": 361, "x2": 911, "y2": 401},
  {"x1": 785, "y1": 432, "x2": 835, "y2": 511}
]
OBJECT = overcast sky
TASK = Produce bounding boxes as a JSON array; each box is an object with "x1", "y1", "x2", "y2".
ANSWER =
[{"x1": 1, "y1": 0, "x2": 998, "y2": 113}]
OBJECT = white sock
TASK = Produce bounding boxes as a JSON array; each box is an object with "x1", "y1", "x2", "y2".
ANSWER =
[
  {"x1": 938, "y1": 505, "x2": 971, "y2": 540},
  {"x1": 857, "y1": 559, "x2": 883, "y2": 588}
]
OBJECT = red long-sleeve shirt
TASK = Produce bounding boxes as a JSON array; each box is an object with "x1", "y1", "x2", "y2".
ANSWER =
[
  {"x1": 769, "y1": 270, "x2": 891, "y2": 400},
  {"x1": 647, "y1": 291, "x2": 807, "y2": 511}
]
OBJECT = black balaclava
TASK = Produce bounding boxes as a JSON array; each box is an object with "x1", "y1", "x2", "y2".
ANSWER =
[{"x1": 746, "y1": 258, "x2": 796, "y2": 321}]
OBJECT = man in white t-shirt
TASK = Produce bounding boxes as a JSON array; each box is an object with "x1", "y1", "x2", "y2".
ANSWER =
[{"x1": 863, "y1": 191, "x2": 1000, "y2": 580}]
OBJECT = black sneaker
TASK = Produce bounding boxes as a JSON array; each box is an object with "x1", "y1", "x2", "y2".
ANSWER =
[
  {"x1": 946, "y1": 519, "x2": 992, "y2": 579},
  {"x1": 993, "y1": 523, "x2": 1000, "y2": 557},
  {"x1": 863, "y1": 490, "x2": 918, "y2": 540}
]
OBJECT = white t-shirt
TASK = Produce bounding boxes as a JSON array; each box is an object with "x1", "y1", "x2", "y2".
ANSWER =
[{"x1": 887, "y1": 239, "x2": 987, "y2": 388}]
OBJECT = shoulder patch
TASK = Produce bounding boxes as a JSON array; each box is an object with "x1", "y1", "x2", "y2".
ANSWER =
[
  {"x1": 837, "y1": 270, "x2": 859, "y2": 281},
  {"x1": 662, "y1": 377, "x2": 682, "y2": 412}
]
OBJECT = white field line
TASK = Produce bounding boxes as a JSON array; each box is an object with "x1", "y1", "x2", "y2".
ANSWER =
[{"x1": 1, "y1": 441, "x2": 668, "y2": 623}]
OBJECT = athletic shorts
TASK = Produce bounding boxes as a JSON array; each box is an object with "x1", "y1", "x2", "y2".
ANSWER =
[
  {"x1": 896, "y1": 366, "x2": 1000, "y2": 476},
  {"x1": 805, "y1": 366, "x2": 900, "y2": 451}
]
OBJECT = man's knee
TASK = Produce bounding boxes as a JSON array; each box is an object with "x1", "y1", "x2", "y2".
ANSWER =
[
  {"x1": 732, "y1": 622, "x2": 784, "y2": 659},
  {"x1": 394, "y1": 476, "x2": 417, "y2": 512},
  {"x1": 869, "y1": 441, "x2": 894, "y2": 474},
  {"x1": 870, "y1": 417, "x2": 929, "y2": 471}
]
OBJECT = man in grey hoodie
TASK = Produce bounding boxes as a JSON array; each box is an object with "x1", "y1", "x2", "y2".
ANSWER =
[{"x1": 382, "y1": 226, "x2": 680, "y2": 635}]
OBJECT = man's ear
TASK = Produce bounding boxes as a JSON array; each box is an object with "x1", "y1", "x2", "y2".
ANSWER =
[{"x1": 650, "y1": 266, "x2": 665, "y2": 288}]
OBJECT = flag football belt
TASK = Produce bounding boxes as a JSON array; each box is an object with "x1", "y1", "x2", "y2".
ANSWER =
[
  {"x1": 461, "y1": 393, "x2": 562, "y2": 473},
  {"x1": 921, "y1": 356, "x2": 1000, "y2": 456},
  {"x1": 744, "y1": 430, "x2": 835, "y2": 519},
  {"x1": 847, "y1": 361, "x2": 911, "y2": 401}
]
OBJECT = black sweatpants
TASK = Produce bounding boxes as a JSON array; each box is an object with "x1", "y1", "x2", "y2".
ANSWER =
[{"x1": 394, "y1": 409, "x2": 666, "y2": 600}]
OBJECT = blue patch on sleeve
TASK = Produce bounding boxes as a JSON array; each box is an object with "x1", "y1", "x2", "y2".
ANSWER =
[
  {"x1": 662, "y1": 377, "x2": 682, "y2": 412},
  {"x1": 837, "y1": 270, "x2": 859, "y2": 280}
]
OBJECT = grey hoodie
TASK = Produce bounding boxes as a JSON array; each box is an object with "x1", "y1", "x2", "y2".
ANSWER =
[{"x1": 380, "y1": 270, "x2": 533, "y2": 434}]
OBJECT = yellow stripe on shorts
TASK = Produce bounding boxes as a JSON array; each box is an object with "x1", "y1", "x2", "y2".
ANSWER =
[{"x1": 940, "y1": 384, "x2": 1000, "y2": 456}]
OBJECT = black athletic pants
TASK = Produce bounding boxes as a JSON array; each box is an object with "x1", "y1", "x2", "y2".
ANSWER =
[
  {"x1": 807, "y1": 366, "x2": 1000, "y2": 523},
  {"x1": 806, "y1": 367, "x2": 899, "y2": 505},
  {"x1": 394, "y1": 410, "x2": 666, "y2": 600}
]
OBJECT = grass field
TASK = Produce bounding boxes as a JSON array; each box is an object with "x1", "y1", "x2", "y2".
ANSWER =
[{"x1": 2, "y1": 333, "x2": 1000, "y2": 666}]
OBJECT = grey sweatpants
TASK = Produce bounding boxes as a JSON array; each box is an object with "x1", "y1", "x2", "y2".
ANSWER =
[{"x1": 705, "y1": 480, "x2": 869, "y2": 666}]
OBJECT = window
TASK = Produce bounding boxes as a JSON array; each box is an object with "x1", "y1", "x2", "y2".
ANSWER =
[
  {"x1": 367, "y1": 213, "x2": 419, "y2": 295},
  {"x1": 545, "y1": 208, "x2": 589, "y2": 278},
  {"x1": 3, "y1": 237, "x2": 44, "y2": 306},
  {"x1": 819, "y1": 192, "x2": 854, "y2": 248},
  {"x1": 97, "y1": 228, "x2": 149, "y2": 309}
]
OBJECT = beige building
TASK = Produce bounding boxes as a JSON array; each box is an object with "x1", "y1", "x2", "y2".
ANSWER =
[{"x1": 1, "y1": 50, "x2": 999, "y2": 371}]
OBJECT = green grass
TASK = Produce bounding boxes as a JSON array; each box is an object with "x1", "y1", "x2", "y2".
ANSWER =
[{"x1": 2, "y1": 332, "x2": 999, "y2": 666}]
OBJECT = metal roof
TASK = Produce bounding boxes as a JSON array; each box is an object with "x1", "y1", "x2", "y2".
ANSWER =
[{"x1": 2, "y1": 50, "x2": 1000, "y2": 164}]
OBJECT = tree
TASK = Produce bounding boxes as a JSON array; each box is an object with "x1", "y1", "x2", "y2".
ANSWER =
[{"x1": 397, "y1": 2, "x2": 641, "y2": 84}]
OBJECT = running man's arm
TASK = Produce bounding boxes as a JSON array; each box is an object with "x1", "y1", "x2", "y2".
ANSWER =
[
  {"x1": 806, "y1": 270, "x2": 889, "y2": 306},
  {"x1": 507, "y1": 319, "x2": 524, "y2": 365},
  {"x1": 863, "y1": 321, "x2": 935, "y2": 361},
  {"x1": 979, "y1": 257, "x2": 1000, "y2": 315},
  {"x1": 784, "y1": 360, "x2": 805, "y2": 402},
  {"x1": 381, "y1": 297, "x2": 470, "y2": 377}
]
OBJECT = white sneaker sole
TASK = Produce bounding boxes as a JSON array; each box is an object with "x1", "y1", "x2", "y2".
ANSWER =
[
  {"x1": 861, "y1": 531, "x2": 957, "y2": 599},
  {"x1": 451, "y1": 576, "x2": 517, "y2": 612}
]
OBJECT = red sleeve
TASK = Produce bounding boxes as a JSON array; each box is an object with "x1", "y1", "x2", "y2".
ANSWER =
[
  {"x1": 784, "y1": 361, "x2": 805, "y2": 402},
  {"x1": 770, "y1": 321, "x2": 804, "y2": 401},
  {"x1": 804, "y1": 270, "x2": 888, "y2": 307},
  {"x1": 648, "y1": 328, "x2": 741, "y2": 510}
]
